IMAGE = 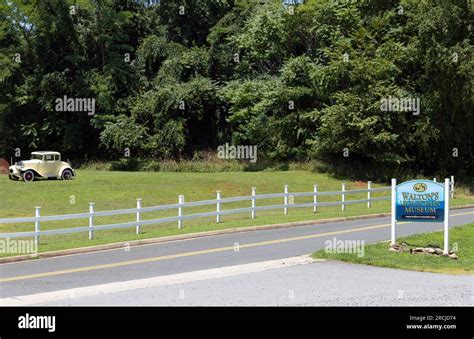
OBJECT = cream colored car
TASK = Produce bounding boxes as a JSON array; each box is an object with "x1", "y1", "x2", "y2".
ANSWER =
[{"x1": 8, "y1": 151, "x2": 75, "y2": 182}]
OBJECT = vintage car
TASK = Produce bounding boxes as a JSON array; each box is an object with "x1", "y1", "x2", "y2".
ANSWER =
[{"x1": 8, "y1": 151, "x2": 75, "y2": 182}]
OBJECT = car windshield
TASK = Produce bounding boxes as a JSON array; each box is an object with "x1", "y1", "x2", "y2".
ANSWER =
[{"x1": 31, "y1": 154, "x2": 43, "y2": 160}]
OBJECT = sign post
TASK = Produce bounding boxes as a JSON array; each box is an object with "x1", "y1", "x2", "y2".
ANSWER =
[
  {"x1": 444, "y1": 178, "x2": 450, "y2": 254},
  {"x1": 391, "y1": 178, "x2": 396, "y2": 245},
  {"x1": 392, "y1": 178, "x2": 450, "y2": 253}
]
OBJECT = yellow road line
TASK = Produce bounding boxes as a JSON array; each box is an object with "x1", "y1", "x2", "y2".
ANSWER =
[
  {"x1": 451, "y1": 211, "x2": 474, "y2": 217},
  {"x1": 0, "y1": 222, "x2": 391, "y2": 283},
  {"x1": 1, "y1": 211, "x2": 472, "y2": 283}
]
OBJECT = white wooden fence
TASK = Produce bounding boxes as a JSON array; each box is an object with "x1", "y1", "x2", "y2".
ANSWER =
[{"x1": 0, "y1": 179, "x2": 454, "y2": 245}]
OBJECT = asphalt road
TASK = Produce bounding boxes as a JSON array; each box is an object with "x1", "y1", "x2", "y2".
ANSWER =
[
  {"x1": 38, "y1": 260, "x2": 474, "y2": 306},
  {"x1": 0, "y1": 208, "x2": 473, "y2": 301}
]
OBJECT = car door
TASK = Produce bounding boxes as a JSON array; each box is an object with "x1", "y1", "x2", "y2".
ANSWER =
[{"x1": 41, "y1": 154, "x2": 57, "y2": 177}]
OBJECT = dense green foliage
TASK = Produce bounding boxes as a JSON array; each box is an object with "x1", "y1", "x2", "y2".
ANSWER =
[{"x1": 1, "y1": 0, "x2": 472, "y2": 180}]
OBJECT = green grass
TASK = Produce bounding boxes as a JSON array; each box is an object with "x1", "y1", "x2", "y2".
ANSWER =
[
  {"x1": 312, "y1": 223, "x2": 474, "y2": 275},
  {"x1": 0, "y1": 170, "x2": 473, "y2": 257}
]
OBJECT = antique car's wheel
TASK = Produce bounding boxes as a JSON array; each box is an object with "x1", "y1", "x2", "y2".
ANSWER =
[
  {"x1": 22, "y1": 170, "x2": 35, "y2": 182},
  {"x1": 61, "y1": 169, "x2": 73, "y2": 180}
]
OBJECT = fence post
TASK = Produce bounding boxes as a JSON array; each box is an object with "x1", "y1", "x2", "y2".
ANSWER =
[
  {"x1": 341, "y1": 182, "x2": 346, "y2": 211},
  {"x1": 89, "y1": 203, "x2": 95, "y2": 240},
  {"x1": 34, "y1": 206, "x2": 41, "y2": 247},
  {"x1": 450, "y1": 175, "x2": 454, "y2": 199},
  {"x1": 178, "y1": 195, "x2": 184, "y2": 228},
  {"x1": 136, "y1": 198, "x2": 142, "y2": 234},
  {"x1": 251, "y1": 187, "x2": 256, "y2": 219},
  {"x1": 313, "y1": 184, "x2": 318, "y2": 213},
  {"x1": 367, "y1": 181, "x2": 372, "y2": 208},
  {"x1": 216, "y1": 191, "x2": 221, "y2": 223},
  {"x1": 284, "y1": 184, "x2": 289, "y2": 215}
]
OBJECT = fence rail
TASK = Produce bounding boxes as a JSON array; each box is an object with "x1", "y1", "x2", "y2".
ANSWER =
[{"x1": 0, "y1": 178, "x2": 455, "y2": 244}]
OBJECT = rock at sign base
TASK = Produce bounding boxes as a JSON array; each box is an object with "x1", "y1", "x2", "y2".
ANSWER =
[
  {"x1": 389, "y1": 243, "x2": 411, "y2": 253},
  {"x1": 389, "y1": 244, "x2": 403, "y2": 252},
  {"x1": 0, "y1": 158, "x2": 9, "y2": 175},
  {"x1": 390, "y1": 243, "x2": 459, "y2": 259},
  {"x1": 448, "y1": 253, "x2": 458, "y2": 260}
]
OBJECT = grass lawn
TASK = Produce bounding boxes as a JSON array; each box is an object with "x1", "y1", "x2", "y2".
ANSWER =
[
  {"x1": 0, "y1": 170, "x2": 473, "y2": 256},
  {"x1": 312, "y1": 223, "x2": 474, "y2": 275}
]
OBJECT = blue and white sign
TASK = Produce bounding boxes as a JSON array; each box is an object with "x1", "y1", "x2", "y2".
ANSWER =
[
  {"x1": 390, "y1": 178, "x2": 451, "y2": 254},
  {"x1": 395, "y1": 180, "x2": 445, "y2": 222}
]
